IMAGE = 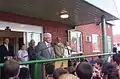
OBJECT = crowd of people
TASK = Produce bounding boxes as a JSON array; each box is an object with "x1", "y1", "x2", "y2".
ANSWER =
[
  {"x1": 2, "y1": 53, "x2": 120, "y2": 79},
  {"x1": 0, "y1": 33, "x2": 120, "y2": 79}
]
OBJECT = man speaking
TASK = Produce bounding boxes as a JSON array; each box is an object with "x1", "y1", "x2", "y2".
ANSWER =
[
  {"x1": 36, "y1": 33, "x2": 55, "y2": 59},
  {"x1": 35, "y1": 33, "x2": 55, "y2": 79}
]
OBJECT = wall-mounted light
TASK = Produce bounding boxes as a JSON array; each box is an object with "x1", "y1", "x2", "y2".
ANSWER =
[
  {"x1": 5, "y1": 26, "x2": 11, "y2": 31},
  {"x1": 60, "y1": 10, "x2": 69, "y2": 19}
]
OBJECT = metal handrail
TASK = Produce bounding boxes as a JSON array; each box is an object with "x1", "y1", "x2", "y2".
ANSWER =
[
  {"x1": 0, "y1": 53, "x2": 113, "y2": 67},
  {"x1": 0, "y1": 53, "x2": 114, "y2": 79}
]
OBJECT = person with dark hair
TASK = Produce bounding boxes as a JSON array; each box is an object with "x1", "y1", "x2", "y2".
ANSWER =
[
  {"x1": 53, "y1": 68, "x2": 68, "y2": 79},
  {"x1": 19, "y1": 67, "x2": 31, "y2": 79},
  {"x1": 76, "y1": 62, "x2": 93, "y2": 79},
  {"x1": 112, "y1": 53, "x2": 120, "y2": 65},
  {"x1": 68, "y1": 66, "x2": 76, "y2": 75},
  {"x1": 45, "y1": 64, "x2": 55, "y2": 79},
  {"x1": 0, "y1": 38, "x2": 14, "y2": 63},
  {"x1": 17, "y1": 44, "x2": 31, "y2": 79},
  {"x1": 102, "y1": 62, "x2": 119, "y2": 79},
  {"x1": 113, "y1": 44, "x2": 117, "y2": 53},
  {"x1": 54, "y1": 37, "x2": 64, "y2": 58},
  {"x1": 112, "y1": 53, "x2": 120, "y2": 78},
  {"x1": 92, "y1": 59, "x2": 102, "y2": 79},
  {"x1": 3, "y1": 59, "x2": 20, "y2": 79},
  {"x1": 28, "y1": 40, "x2": 36, "y2": 79},
  {"x1": 28, "y1": 39, "x2": 36, "y2": 60},
  {"x1": 0, "y1": 38, "x2": 14, "y2": 79},
  {"x1": 17, "y1": 44, "x2": 29, "y2": 63}
]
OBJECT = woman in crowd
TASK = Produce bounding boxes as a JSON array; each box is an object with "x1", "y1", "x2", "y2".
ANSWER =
[
  {"x1": 17, "y1": 44, "x2": 31, "y2": 79},
  {"x1": 28, "y1": 40, "x2": 36, "y2": 60},
  {"x1": 27, "y1": 40, "x2": 36, "y2": 79},
  {"x1": 17, "y1": 44, "x2": 29, "y2": 63}
]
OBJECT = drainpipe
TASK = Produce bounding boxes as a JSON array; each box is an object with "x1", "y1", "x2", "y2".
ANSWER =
[{"x1": 101, "y1": 15, "x2": 107, "y2": 54}]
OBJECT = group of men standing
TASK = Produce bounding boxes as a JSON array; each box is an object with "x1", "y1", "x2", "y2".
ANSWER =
[
  {"x1": 36, "y1": 33, "x2": 71, "y2": 60},
  {"x1": 0, "y1": 33, "x2": 70, "y2": 63},
  {"x1": 0, "y1": 33, "x2": 71, "y2": 79}
]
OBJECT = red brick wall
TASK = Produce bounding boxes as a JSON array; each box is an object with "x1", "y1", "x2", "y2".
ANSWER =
[
  {"x1": 0, "y1": 12, "x2": 113, "y2": 55},
  {"x1": 76, "y1": 24, "x2": 113, "y2": 55},
  {"x1": 0, "y1": 12, "x2": 69, "y2": 44}
]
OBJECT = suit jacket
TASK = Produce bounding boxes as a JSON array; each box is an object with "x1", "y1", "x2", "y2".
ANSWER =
[
  {"x1": 28, "y1": 46, "x2": 36, "y2": 60},
  {"x1": 36, "y1": 42, "x2": 55, "y2": 60},
  {"x1": 54, "y1": 43, "x2": 64, "y2": 58},
  {"x1": 0, "y1": 44, "x2": 14, "y2": 63}
]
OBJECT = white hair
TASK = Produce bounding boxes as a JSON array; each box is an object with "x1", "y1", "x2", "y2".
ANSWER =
[{"x1": 43, "y1": 33, "x2": 52, "y2": 38}]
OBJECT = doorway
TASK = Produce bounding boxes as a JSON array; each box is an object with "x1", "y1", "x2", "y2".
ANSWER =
[{"x1": 0, "y1": 21, "x2": 43, "y2": 54}]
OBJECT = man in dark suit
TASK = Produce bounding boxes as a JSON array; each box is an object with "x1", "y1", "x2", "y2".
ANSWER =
[
  {"x1": 0, "y1": 38, "x2": 14, "y2": 63},
  {"x1": 35, "y1": 33, "x2": 55, "y2": 79},
  {"x1": 0, "y1": 38, "x2": 14, "y2": 79}
]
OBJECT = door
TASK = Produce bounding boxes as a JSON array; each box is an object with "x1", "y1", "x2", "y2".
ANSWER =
[{"x1": 24, "y1": 32, "x2": 42, "y2": 47}]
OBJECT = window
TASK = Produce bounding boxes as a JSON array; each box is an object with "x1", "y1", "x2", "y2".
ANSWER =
[
  {"x1": 107, "y1": 36, "x2": 112, "y2": 53},
  {"x1": 26, "y1": 32, "x2": 42, "y2": 47},
  {"x1": 68, "y1": 30, "x2": 82, "y2": 54},
  {"x1": 92, "y1": 34, "x2": 100, "y2": 52}
]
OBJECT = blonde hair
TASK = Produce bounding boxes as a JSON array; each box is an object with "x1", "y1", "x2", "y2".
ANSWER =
[{"x1": 58, "y1": 74, "x2": 79, "y2": 79}]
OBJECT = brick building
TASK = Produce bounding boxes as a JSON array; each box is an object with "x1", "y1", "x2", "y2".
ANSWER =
[
  {"x1": 76, "y1": 23, "x2": 113, "y2": 55},
  {"x1": 0, "y1": 12, "x2": 113, "y2": 55}
]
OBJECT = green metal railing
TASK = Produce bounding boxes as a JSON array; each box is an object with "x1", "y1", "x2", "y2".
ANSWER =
[{"x1": 0, "y1": 53, "x2": 114, "y2": 79}]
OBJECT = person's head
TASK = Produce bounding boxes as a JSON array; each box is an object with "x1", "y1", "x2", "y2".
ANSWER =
[
  {"x1": 98, "y1": 56, "x2": 102, "y2": 59},
  {"x1": 68, "y1": 66, "x2": 76, "y2": 75},
  {"x1": 43, "y1": 33, "x2": 52, "y2": 43},
  {"x1": 57, "y1": 37, "x2": 62, "y2": 43},
  {"x1": 21, "y1": 44, "x2": 26, "y2": 50},
  {"x1": 112, "y1": 53, "x2": 120, "y2": 65},
  {"x1": 4, "y1": 38, "x2": 9, "y2": 45},
  {"x1": 45, "y1": 64, "x2": 55, "y2": 75},
  {"x1": 53, "y1": 68, "x2": 68, "y2": 79},
  {"x1": 94, "y1": 59, "x2": 103, "y2": 68},
  {"x1": 19, "y1": 67, "x2": 31, "y2": 79},
  {"x1": 58, "y1": 74, "x2": 79, "y2": 79},
  {"x1": 29, "y1": 39, "x2": 35, "y2": 47},
  {"x1": 65, "y1": 42, "x2": 69, "y2": 46},
  {"x1": 76, "y1": 62, "x2": 93, "y2": 79},
  {"x1": 3, "y1": 59, "x2": 20, "y2": 78},
  {"x1": 102, "y1": 62, "x2": 119, "y2": 79}
]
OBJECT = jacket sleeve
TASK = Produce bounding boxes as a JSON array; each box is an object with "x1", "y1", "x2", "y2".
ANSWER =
[
  {"x1": 36, "y1": 51, "x2": 46, "y2": 60},
  {"x1": 35, "y1": 45, "x2": 46, "y2": 60},
  {"x1": 28, "y1": 47, "x2": 36, "y2": 60},
  {"x1": 54, "y1": 45, "x2": 62, "y2": 57}
]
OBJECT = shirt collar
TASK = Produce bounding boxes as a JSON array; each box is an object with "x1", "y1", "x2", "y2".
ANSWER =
[
  {"x1": 45, "y1": 41, "x2": 49, "y2": 46},
  {"x1": 4, "y1": 44, "x2": 8, "y2": 46}
]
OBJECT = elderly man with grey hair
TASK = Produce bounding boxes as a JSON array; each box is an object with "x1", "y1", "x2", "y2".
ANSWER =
[
  {"x1": 36, "y1": 33, "x2": 55, "y2": 59},
  {"x1": 35, "y1": 33, "x2": 55, "y2": 79}
]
